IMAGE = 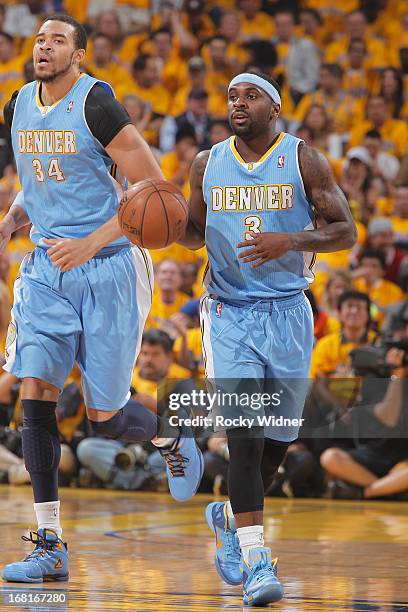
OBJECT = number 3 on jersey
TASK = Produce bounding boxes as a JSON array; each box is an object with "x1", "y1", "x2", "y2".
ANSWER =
[
  {"x1": 243, "y1": 215, "x2": 262, "y2": 240},
  {"x1": 32, "y1": 158, "x2": 65, "y2": 182}
]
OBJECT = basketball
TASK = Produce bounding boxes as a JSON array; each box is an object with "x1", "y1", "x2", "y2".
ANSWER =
[{"x1": 118, "y1": 178, "x2": 189, "y2": 249}]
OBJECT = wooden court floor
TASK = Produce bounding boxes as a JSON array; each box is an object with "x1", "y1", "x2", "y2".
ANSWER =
[{"x1": 0, "y1": 486, "x2": 407, "y2": 611}]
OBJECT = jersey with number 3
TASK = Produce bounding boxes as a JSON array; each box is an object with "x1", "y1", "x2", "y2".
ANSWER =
[
  {"x1": 202, "y1": 132, "x2": 315, "y2": 301},
  {"x1": 11, "y1": 73, "x2": 127, "y2": 247}
]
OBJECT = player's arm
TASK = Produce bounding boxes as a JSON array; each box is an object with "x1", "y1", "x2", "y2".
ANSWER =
[
  {"x1": 177, "y1": 150, "x2": 209, "y2": 250},
  {"x1": 237, "y1": 145, "x2": 357, "y2": 267}
]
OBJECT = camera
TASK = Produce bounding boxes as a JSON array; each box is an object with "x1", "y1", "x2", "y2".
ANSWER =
[{"x1": 350, "y1": 340, "x2": 408, "y2": 378}]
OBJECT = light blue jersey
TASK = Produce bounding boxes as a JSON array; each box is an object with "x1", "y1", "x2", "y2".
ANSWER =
[
  {"x1": 203, "y1": 132, "x2": 314, "y2": 301},
  {"x1": 11, "y1": 73, "x2": 128, "y2": 248}
]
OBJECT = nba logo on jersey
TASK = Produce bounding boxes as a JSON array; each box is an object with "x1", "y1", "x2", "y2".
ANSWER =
[
  {"x1": 67, "y1": 100, "x2": 74, "y2": 113},
  {"x1": 277, "y1": 155, "x2": 285, "y2": 168},
  {"x1": 216, "y1": 302, "x2": 223, "y2": 317}
]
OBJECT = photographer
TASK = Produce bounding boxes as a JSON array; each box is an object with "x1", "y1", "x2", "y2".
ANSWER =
[{"x1": 320, "y1": 309, "x2": 408, "y2": 499}]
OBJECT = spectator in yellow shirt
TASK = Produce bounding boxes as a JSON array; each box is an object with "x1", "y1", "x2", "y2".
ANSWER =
[
  {"x1": 218, "y1": 10, "x2": 249, "y2": 71},
  {"x1": 84, "y1": 33, "x2": 133, "y2": 93},
  {"x1": 319, "y1": 270, "x2": 352, "y2": 319},
  {"x1": 237, "y1": 0, "x2": 275, "y2": 41},
  {"x1": 203, "y1": 35, "x2": 235, "y2": 103},
  {"x1": 116, "y1": 53, "x2": 171, "y2": 117},
  {"x1": 378, "y1": 67, "x2": 405, "y2": 120},
  {"x1": 172, "y1": 56, "x2": 225, "y2": 118},
  {"x1": 171, "y1": 299, "x2": 203, "y2": 374},
  {"x1": 353, "y1": 249, "x2": 405, "y2": 326},
  {"x1": 325, "y1": 10, "x2": 388, "y2": 70},
  {"x1": 0, "y1": 32, "x2": 24, "y2": 106},
  {"x1": 341, "y1": 39, "x2": 374, "y2": 104},
  {"x1": 161, "y1": 125, "x2": 198, "y2": 190},
  {"x1": 297, "y1": 7, "x2": 328, "y2": 49},
  {"x1": 147, "y1": 258, "x2": 188, "y2": 333},
  {"x1": 294, "y1": 64, "x2": 362, "y2": 133},
  {"x1": 390, "y1": 186, "x2": 408, "y2": 248},
  {"x1": 348, "y1": 95, "x2": 408, "y2": 158},
  {"x1": 149, "y1": 27, "x2": 187, "y2": 96}
]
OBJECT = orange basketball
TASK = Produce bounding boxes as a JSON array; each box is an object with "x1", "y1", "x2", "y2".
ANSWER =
[{"x1": 118, "y1": 178, "x2": 188, "y2": 249}]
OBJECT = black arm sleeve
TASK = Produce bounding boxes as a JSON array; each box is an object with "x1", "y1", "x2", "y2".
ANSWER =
[
  {"x1": 4, "y1": 90, "x2": 19, "y2": 143},
  {"x1": 84, "y1": 83, "x2": 132, "y2": 148}
]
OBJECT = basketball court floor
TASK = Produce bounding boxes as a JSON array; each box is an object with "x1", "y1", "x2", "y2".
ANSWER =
[{"x1": 0, "y1": 486, "x2": 407, "y2": 611}]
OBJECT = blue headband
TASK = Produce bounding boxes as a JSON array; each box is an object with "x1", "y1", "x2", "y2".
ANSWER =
[{"x1": 228, "y1": 73, "x2": 281, "y2": 105}]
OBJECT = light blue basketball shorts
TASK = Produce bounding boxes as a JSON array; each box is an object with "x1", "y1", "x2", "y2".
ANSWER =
[
  {"x1": 4, "y1": 245, "x2": 153, "y2": 410},
  {"x1": 200, "y1": 292, "x2": 314, "y2": 442}
]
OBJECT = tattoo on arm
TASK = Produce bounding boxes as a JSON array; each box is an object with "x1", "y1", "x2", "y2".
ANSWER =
[{"x1": 291, "y1": 144, "x2": 357, "y2": 253}]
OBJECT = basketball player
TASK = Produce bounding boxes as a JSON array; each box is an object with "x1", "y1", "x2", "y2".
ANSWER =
[
  {"x1": 1, "y1": 15, "x2": 203, "y2": 583},
  {"x1": 179, "y1": 72, "x2": 357, "y2": 606}
]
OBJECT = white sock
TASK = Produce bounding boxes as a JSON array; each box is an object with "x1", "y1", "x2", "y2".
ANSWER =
[
  {"x1": 151, "y1": 437, "x2": 177, "y2": 449},
  {"x1": 237, "y1": 525, "x2": 264, "y2": 565},
  {"x1": 225, "y1": 501, "x2": 236, "y2": 531},
  {"x1": 34, "y1": 501, "x2": 62, "y2": 537}
]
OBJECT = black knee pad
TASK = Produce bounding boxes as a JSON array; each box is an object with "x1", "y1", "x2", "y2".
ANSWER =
[
  {"x1": 22, "y1": 400, "x2": 60, "y2": 473},
  {"x1": 227, "y1": 427, "x2": 265, "y2": 514}
]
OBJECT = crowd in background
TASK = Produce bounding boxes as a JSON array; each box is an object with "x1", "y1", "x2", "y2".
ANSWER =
[{"x1": 0, "y1": 0, "x2": 407, "y2": 501}]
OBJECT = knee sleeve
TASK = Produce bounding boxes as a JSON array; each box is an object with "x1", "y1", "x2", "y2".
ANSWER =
[
  {"x1": 261, "y1": 438, "x2": 289, "y2": 491},
  {"x1": 22, "y1": 400, "x2": 60, "y2": 473},
  {"x1": 90, "y1": 400, "x2": 158, "y2": 442},
  {"x1": 227, "y1": 427, "x2": 265, "y2": 514}
]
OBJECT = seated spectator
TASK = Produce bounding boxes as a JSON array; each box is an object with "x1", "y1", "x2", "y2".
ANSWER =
[
  {"x1": 122, "y1": 93, "x2": 157, "y2": 142},
  {"x1": 379, "y1": 67, "x2": 404, "y2": 120},
  {"x1": 348, "y1": 95, "x2": 408, "y2": 158},
  {"x1": 271, "y1": 10, "x2": 320, "y2": 104},
  {"x1": 302, "y1": 104, "x2": 342, "y2": 160},
  {"x1": 148, "y1": 27, "x2": 187, "y2": 95},
  {"x1": 160, "y1": 125, "x2": 197, "y2": 191},
  {"x1": 340, "y1": 147, "x2": 372, "y2": 214},
  {"x1": 172, "y1": 56, "x2": 225, "y2": 118},
  {"x1": 363, "y1": 129, "x2": 400, "y2": 184},
  {"x1": 319, "y1": 270, "x2": 352, "y2": 319},
  {"x1": 208, "y1": 118, "x2": 232, "y2": 145},
  {"x1": 366, "y1": 218, "x2": 408, "y2": 286},
  {"x1": 325, "y1": 10, "x2": 388, "y2": 70},
  {"x1": 237, "y1": 0, "x2": 275, "y2": 41},
  {"x1": 218, "y1": 10, "x2": 249, "y2": 71},
  {"x1": 160, "y1": 88, "x2": 212, "y2": 153},
  {"x1": 116, "y1": 53, "x2": 170, "y2": 118},
  {"x1": 297, "y1": 7, "x2": 327, "y2": 49},
  {"x1": 353, "y1": 249, "x2": 405, "y2": 326},
  {"x1": 179, "y1": 261, "x2": 200, "y2": 297},
  {"x1": 293, "y1": 64, "x2": 361, "y2": 134},
  {"x1": 171, "y1": 299, "x2": 203, "y2": 373},
  {"x1": 390, "y1": 186, "x2": 408, "y2": 249},
  {"x1": 311, "y1": 290, "x2": 376, "y2": 409},
  {"x1": 180, "y1": 0, "x2": 215, "y2": 44},
  {"x1": 147, "y1": 259, "x2": 188, "y2": 333},
  {"x1": 83, "y1": 32, "x2": 132, "y2": 93},
  {"x1": 341, "y1": 39, "x2": 372, "y2": 104},
  {"x1": 321, "y1": 339, "x2": 408, "y2": 500}
]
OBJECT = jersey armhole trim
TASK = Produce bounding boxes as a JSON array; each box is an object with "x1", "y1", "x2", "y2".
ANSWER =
[
  {"x1": 202, "y1": 146, "x2": 214, "y2": 206},
  {"x1": 296, "y1": 140, "x2": 309, "y2": 202}
]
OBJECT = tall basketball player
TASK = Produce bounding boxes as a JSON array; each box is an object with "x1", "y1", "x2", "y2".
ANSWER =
[
  {"x1": 1, "y1": 15, "x2": 203, "y2": 583},
  {"x1": 179, "y1": 72, "x2": 357, "y2": 606}
]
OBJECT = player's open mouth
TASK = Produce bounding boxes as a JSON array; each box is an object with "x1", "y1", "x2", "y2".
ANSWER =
[{"x1": 38, "y1": 57, "x2": 50, "y2": 65}]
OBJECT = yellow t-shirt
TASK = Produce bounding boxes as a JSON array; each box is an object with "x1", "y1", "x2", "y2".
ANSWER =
[
  {"x1": 353, "y1": 277, "x2": 405, "y2": 325},
  {"x1": 173, "y1": 327, "x2": 203, "y2": 374},
  {"x1": 146, "y1": 291, "x2": 189, "y2": 329},
  {"x1": 238, "y1": 11, "x2": 275, "y2": 40},
  {"x1": 390, "y1": 217, "x2": 408, "y2": 244},
  {"x1": 325, "y1": 36, "x2": 389, "y2": 70},
  {"x1": 311, "y1": 330, "x2": 376, "y2": 378},
  {"x1": 83, "y1": 61, "x2": 133, "y2": 94},
  {"x1": 116, "y1": 81, "x2": 171, "y2": 116},
  {"x1": 293, "y1": 89, "x2": 363, "y2": 133},
  {"x1": 131, "y1": 362, "x2": 191, "y2": 398}
]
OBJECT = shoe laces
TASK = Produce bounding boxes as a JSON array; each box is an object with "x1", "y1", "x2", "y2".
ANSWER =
[
  {"x1": 249, "y1": 558, "x2": 278, "y2": 583},
  {"x1": 161, "y1": 448, "x2": 189, "y2": 477},
  {"x1": 224, "y1": 530, "x2": 241, "y2": 561},
  {"x1": 21, "y1": 530, "x2": 55, "y2": 561}
]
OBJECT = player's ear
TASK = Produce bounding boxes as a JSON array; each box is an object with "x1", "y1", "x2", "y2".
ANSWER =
[
  {"x1": 74, "y1": 48, "x2": 86, "y2": 65},
  {"x1": 270, "y1": 103, "x2": 281, "y2": 120}
]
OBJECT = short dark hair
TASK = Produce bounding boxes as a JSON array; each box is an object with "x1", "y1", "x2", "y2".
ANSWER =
[
  {"x1": 175, "y1": 124, "x2": 196, "y2": 144},
  {"x1": 365, "y1": 129, "x2": 381, "y2": 140},
  {"x1": 43, "y1": 15, "x2": 87, "y2": 51},
  {"x1": 300, "y1": 7, "x2": 322, "y2": 24},
  {"x1": 360, "y1": 248, "x2": 386, "y2": 269},
  {"x1": 338, "y1": 290, "x2": 371, "y2": 313},
  {"x1": 321, "y1": 63, "x2": 343, "y2": 80},
  {"x1": 151, "y1": 27, "x2": 172, "y2": 39},
  {"x1": 142, "y1": 329, "x2": 173, "y2": 353},
  {"x1": 132, "y1": 53, "x2": 152, "y2": 72}
]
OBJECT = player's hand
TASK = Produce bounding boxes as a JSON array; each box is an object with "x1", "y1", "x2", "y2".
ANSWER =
[
  {"x1": 237, "y1": 232, "x2": 293, "y2": 268},
  {"x1": 43, "y1": 237, "x2": 96, "y2": 272}
]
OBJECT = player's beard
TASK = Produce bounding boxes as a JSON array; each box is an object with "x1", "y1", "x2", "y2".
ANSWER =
[{"x1": 35, "y1": 51, "x2": 76, "y2": 83}]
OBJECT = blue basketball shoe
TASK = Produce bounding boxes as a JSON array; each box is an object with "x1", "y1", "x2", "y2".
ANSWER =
[
  {"x1": 205, "y1": 501, "x2": 242, "y2": 585},
  {"x1": 242, "y1": 547, "x2": 284, "y2": 606},
  {"x1": 160, "y1": 431, "x2": 204, "y2": 502},
  {"x1": 2, "y1": 529, "x2": 69, "y2": 583}
]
